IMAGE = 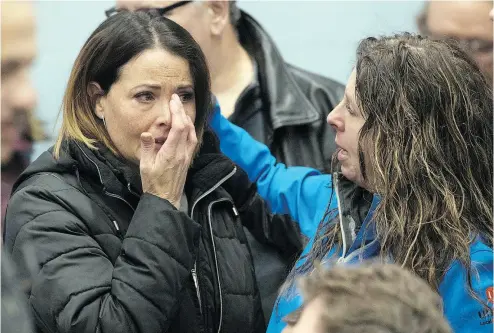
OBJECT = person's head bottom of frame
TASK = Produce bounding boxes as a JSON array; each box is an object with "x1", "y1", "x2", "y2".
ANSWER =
[{"x1": 282, "y1": 263, "x2": 452, "y2": 333}]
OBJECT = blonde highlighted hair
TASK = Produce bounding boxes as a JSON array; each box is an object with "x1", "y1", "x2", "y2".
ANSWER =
[{"x1": 54, "y1": 11, "x2": 212, "y2": 158}]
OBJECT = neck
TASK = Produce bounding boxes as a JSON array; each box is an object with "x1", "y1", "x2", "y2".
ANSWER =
[{"x1": 209, "y1": 27, "x2": 254, "y2": 99}]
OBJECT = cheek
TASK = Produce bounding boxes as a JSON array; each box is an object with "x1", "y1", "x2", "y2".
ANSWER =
[
  {"x1": 349, "y1": 120, "x2": 366, "y2": 154},
  {"x1": 106, "y1": 97, "x2": 148, "y2": 130},
  {"x1": 105, "y1": 101, "x2": 151, "y2": 156},
  {"x1": 186, "y1": 103, "x2": 197, "y2": 124}
]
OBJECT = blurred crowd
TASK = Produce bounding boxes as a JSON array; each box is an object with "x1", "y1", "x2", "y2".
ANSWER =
[{"x1": 1, "y1": 1, "x2": 493, "y2": 333}]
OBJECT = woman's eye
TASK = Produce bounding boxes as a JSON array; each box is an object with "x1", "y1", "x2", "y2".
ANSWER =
[
  {"x1": 345, "y1": 102, "x2": 354, "y2": 115},
  {"x1": 179, "y1": 92, "x2": 195, "y2": 103},
  {"x1": 135, "y1": 92, "x2": 155, "y2": 103}
]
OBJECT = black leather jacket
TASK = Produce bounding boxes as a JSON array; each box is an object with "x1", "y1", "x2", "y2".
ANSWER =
[
  {"x1": 233, "y1": 12, "x2": 344, "y2": 173},
  {"x1": 228, "y1": 11, "x2": 345, "y2": 323}
]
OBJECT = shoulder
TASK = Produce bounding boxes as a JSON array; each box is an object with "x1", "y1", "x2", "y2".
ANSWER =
[
  {"x1": 8, "y1": 171, "x2": 82, "y2": 213},
  {"x1": 439, "y1": 239, "x2": 493, "y2": 331},
  {"x1": 4, "y1": 171, "x2": 92, "y2": 251}
]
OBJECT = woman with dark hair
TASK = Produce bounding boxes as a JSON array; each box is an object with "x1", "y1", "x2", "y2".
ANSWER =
[
  {"x1": 4, "y1": 12, "x2": 264, "y2": 333},
  {"x1": 211, "y1": 33, "x2": 493, "y2": 333}
]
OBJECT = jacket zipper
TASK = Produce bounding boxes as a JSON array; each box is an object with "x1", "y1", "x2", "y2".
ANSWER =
[
  {"x1": 191, "y1": 262, "x2": 201, "y2": 312},
  {"x1": 74, "y1": 143, "x2": 134, "y2": 236},
  {"x1": 75, "y1": 141, "x2": 236, "y2": 328},
  {"x1": 103, "y1": 190, "x2": 135, "y2": 213},
  {"x1": 207, "y1": 198, "x2": 235, "y2": 333},
  {"x1": 190, "y1": 166, "x2": 237, "y2": 329},
  {"x1": 333, "y1": 173, "x2": 347, "y2": 263},
  {"x1": 334, "y1": 173, "x2": 379, "y2": 264}
]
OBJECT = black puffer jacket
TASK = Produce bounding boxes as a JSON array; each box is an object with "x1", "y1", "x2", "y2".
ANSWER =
[{"x1": 3, "y1": 131, "x2": 264, "y2": 333}]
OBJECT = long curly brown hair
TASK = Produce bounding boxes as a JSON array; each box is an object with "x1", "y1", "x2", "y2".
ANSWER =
[{"x1": 286, "y1": 33, "x2": 493, "y2": 306}]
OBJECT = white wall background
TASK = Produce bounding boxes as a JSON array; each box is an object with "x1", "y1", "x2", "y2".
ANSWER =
[{"x1": 32, "y1": 0, "x2": 423, "y2": 159}]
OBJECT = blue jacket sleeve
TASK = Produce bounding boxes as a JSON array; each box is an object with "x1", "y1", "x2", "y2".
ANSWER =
[
  {"x1": 210, "y1": 102, "x2": 334, "y2": 238},
  {"x1": 440, "y1": 243, "x2": 493, "y2": 333}
]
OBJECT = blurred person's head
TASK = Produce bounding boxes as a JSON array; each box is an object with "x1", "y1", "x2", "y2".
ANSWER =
[
  {"x1": 1, "y1": 2, "x2": 37, "y2": 164},
  {"x1": 54, "y1": 11, "x2": 211, "y2": 164},
  {"x1": 282, "y1": 264, "x2": 452, "y2": 333},
  {"x1": 417, "y1": 1, "x2": 493, "y2": 81},
  {"x1": 110, "y1": 1, "x2": 241, "y2": 77}
]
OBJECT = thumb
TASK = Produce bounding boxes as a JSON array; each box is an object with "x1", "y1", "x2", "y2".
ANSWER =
[{"x1": 140, "y1": 132, "x2": 155, "y2": 169}]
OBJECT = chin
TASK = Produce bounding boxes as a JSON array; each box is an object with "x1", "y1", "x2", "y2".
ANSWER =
[{"x1": 340, "y1": 163, "x2": 356, "y2": 180}]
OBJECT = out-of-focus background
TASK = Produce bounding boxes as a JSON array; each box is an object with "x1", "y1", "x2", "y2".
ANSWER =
[{"x1": 31, "y1": 1, "x2": 422, "y2": 158}]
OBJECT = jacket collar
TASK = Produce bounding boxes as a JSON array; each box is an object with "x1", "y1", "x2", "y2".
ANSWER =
[
  {"x1": 333, "y1": 173, "x2": 378, "y2": 257},
  {"x1": 184, "y1": 129, "x2": 236, "y2": 201},
  {"x1": 237, "y1": 11, "x2": 320, "y2": 129},
  {"x1": 66, "y1": 140, "x2": 137, "y2": 197},
  {"x1": 16, "y1": 129, "x2": 236, "y2": 205}
]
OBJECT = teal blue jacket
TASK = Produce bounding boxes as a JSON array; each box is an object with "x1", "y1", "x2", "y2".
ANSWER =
[{"x1": 210, "y1": 103, "x2": 493, "y2": 333}]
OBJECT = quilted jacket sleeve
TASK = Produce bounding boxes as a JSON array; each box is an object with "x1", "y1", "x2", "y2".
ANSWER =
[
  {"x1": 4, "y1": 181, "x2": 201, "y2": 333},
  {"x1": 222, "y1": 165, "x2": 306, "y2": 256}
]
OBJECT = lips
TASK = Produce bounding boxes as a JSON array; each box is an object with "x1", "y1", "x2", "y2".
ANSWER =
[
  {"x1": 336, "y1": 145, "x2": 349, "y2": 161},
  {"x1": 154, "y1": 137, "x2": 166, "y2": 145}
]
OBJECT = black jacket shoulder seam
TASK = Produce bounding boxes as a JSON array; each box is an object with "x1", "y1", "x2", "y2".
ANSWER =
[{"x1": 10, "y1": 209, "x2": 70, "y2": 252}]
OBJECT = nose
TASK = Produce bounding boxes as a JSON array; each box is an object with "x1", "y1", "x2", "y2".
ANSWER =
[
  {"x1": 327, "y1": 103, "x2": 344, "y2": 132},
  {"x1": 155, "y1": 98, "x2": 172, "y2": 128}
]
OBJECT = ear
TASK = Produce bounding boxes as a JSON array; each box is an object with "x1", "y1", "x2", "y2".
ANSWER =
[
  {"x1": 205, "y1": 0, "x2": 229, "y2": 36},
  {"x1": 88, "y1": 82, "x2": 105, "y2": 120}
]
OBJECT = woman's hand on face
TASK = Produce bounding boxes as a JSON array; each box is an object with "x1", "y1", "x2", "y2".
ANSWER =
[{"x1": 140, "y1": 94, "x2": 198, "y2": 209}]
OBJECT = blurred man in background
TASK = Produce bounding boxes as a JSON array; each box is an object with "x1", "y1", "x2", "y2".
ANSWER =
[
  {"x1": 417, "y1": 0, "x2": 493, "y2": 82},
  {"x1": 1, "y1": 2, "x2": 38, "y2": 332},
  {"x1": 2, "y1": 0, "x2": 44, "y2": 219},
  {"x1": 110, "y1": 0, "x2": 345, "y2": 323}
]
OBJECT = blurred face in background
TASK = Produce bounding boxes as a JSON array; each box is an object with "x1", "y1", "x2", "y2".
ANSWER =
[
  {"x1": 423, "y1": 1, "x2": 493, "y2": 81},
  {"x1": 114, "y1": 1, "x2": 221, "y2": 73},
  {"x1": 281, "y1": 298, "x2": 325, "y2": 333},
  {"x1": 1, "y1": 2, "x2": 37, "y2": 164}
]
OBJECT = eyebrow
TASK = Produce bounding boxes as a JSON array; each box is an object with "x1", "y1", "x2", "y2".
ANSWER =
[
  {"x1": 176, "y1": 84, "x2": 194, "y2": 91},
  {"x1": 132, "y1": 83, "x2": 194, "y2": 90},
  {"x1": 132, "y1": 84, "x2": 161, "y2": 90}
]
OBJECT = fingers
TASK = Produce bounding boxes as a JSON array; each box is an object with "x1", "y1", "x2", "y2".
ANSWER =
[
  {"x1": 140, "y1": 132, "x2": 155, "y2": 170},
  {"x1": 163, "y1": 94, "x2": 196, "y2": 152},
  {"x1": 163, "y1": 94, "x2": 186, "y2": 150},
  {"x1": 187, "y1": 115, "x2": 198, "y2": 155}
]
